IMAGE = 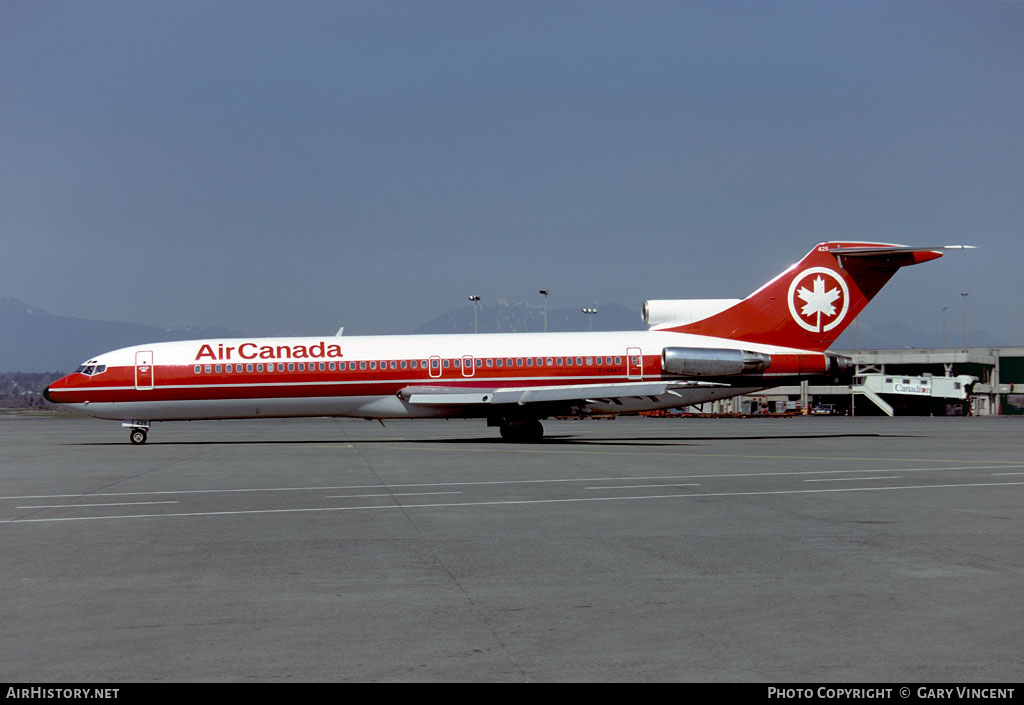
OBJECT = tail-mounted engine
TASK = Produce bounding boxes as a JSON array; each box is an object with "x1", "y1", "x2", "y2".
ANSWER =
[
  {"x1": 826, "y1": 353, "x2": 854, "y2": 376},
  {"x1": 662, "y1": 347, "x2": 771, "y2": 377}
]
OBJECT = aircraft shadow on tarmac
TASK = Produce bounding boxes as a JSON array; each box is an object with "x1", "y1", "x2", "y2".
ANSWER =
[{"x1": 76, "y1": 432, "x2": 912, "y2": 447}]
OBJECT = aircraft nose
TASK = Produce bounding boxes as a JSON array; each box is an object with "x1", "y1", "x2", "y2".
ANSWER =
[{"x1": 43, "y1": 385, "x2": 53, "y2": 403}]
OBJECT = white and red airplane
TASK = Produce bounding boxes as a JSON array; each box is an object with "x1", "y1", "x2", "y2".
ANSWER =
[{"x1": 46, "y1": 241, "x2": 968, "y2": 444}]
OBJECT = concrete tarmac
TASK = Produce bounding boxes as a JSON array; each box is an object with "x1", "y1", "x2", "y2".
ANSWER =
[{"x1": 1, "y1": 413, "x2": 1023, "y2": 682}]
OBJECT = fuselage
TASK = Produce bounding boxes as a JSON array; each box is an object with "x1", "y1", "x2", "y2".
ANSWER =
[{"x1": 45, "y1": 329, "x2": 829, "y2": 422}]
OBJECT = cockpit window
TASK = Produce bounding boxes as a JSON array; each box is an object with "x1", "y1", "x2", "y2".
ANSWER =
[{"x1": 75, "y1": 363, "x2": 106, "y2": 376}]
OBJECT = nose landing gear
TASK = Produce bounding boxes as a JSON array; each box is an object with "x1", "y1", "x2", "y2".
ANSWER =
[{"x1": 123, "y1": 422, "x2": 150, "y2": 445}]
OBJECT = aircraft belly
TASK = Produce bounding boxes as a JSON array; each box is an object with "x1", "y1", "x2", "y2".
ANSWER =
[{"x1": 70, "y1": 395, "x2": 449, "y2": 422}]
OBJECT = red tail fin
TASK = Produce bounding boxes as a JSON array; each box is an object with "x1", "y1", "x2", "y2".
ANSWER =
[{"x1": 665, "y1": 242, "x2": 949, "y2": 351}]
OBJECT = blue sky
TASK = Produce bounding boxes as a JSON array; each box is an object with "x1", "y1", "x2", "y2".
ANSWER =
[{"x1": 2, "y1": 1, "x2": 1021, "y2": 341}]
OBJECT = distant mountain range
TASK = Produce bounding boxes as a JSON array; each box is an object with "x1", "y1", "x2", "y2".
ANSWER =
[
  {"x1": 0, "y1": 297, "x2": 1012, "y2": 372},
  {"x1": 415, "y1": 298, "x2": 644, "y2": 335},
  {"x1": 831, "y1": 321, "x2": 1009, "y2": 351},
  {"x1": 0, "y1": 299, "x2": 244, "y2": 372}
]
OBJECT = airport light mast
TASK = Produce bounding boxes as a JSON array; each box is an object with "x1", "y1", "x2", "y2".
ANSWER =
[
  {"x1": 468, "y1": 295, "x2": 481, "y2": 334},
  {"x1": 581, "y1": 307, "x2": 597, "y2": 332}
]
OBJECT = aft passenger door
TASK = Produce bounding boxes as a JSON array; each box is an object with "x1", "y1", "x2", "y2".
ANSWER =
[
  {"x1": 135, "y1": 350, "x2": 154, "y2": 390},
  {"x1": 627, "y1": 347, "x2": 643, "y2": 380}
]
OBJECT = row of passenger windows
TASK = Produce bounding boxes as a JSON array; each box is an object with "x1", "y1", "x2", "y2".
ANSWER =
[{"x1": 193, "y1": 356, "x2": 630, "y2": 375}]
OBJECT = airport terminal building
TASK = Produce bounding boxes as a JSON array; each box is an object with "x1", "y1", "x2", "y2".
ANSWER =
[{"x1": 732, "y1": 346, "x2": 1024, "y2": 417}]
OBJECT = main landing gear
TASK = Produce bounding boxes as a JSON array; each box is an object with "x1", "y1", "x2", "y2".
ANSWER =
[
  {"x1": 123, "y1": 422, "x2": 150, "y2": 445},
  {"x1": 497, "y1": 418, "x2": 544, "y2": 442}
]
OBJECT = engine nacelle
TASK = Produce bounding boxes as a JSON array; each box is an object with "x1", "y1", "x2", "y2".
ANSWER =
[
  {"x1": 827, "y1": 353, "x2": 854, "y2": 375},
  {"x1": 662, "y1": 347, "x2": 771, "y2": 377}
]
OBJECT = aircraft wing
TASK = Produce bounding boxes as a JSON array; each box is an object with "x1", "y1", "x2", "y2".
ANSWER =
[{"x1": 396, "y1": 380, "x2": 725, "y2": 406}]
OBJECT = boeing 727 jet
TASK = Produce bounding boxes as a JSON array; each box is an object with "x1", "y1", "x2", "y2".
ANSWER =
[{"x1": 45, "y1": 242, "x2": 969, "y2": 443}]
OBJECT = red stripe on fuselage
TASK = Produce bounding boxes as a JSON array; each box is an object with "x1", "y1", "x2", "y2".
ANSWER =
[{"x1": 46, "y1": 353, "x2": 663, "y2": 404}]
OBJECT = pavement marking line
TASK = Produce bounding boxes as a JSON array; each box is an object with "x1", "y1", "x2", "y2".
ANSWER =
[
  {"x1": 585, "y1": 484, "x2": 702, "y2": 490},
  {"x1": 15, "y1": 501, "x2": 181, "y2": 509},
  {"x1": 804, "y1": 476, "x2": 902, "y2": 483},
  {"x1": 3, "y1": 481, "x2": 1023, "y2": 524},
  {"x1": 322, "y1": 491, "x2": 463, "y2": 499},
  {"x1": 992, "y1": 472, "x2": 1024, "y2": 476},
  {"x1": 1, "y1": 464, "x2": 1017, "y2": 502},
  {"x1": 391, "y1": 446, "x2": 1024, "y2": 465}
]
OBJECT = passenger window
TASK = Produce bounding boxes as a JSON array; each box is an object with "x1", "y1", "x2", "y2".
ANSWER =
[
  {"x1": 360, "y1": 361, "x2": 367, "y2": 370},
  {"x1": 486, "y1": 359, "x2": 493, "y2": 367},
  {"x1": 391, "y1": 361, "x2": 397, "y2": 370},
  {"x1": 205, "y1": 365, "x2": 212, "y2": 373},
  {"x1": 516, "y1": 358, "x2": 523, "y2": 366},
  {"x1": 586, "y1": 357, "x2": 593, "y2": 365},
  {"x1": 288, "y1": 363, "x2": 295, "y2": 372},
  {"x1": 526, "y1": 358, "x2": 533, "y2": 367},
  {"x1": 556, "y1": 358, "x2": 563, "y2": 366},
  {"x1": 247, "y1": 364, "x2": 254, "y2": 373},
  {"x1": 443, "y1": 360, "x2": 450, "y2": 368},
  {"x1": 546, "y1": 358, "x2": 553, "y2": 366},
  {"x1": 194, "y1": 365, "x2": 201, "y2": 374},
  {"x1": 576, "y1": 357, "x2": 583, "y2": 365},
  {"x1": 400, "y1": 360, "x2": 407, "y2": 369}
]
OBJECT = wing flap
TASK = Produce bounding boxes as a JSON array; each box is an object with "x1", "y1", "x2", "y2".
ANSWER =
[{"x1": 398, "y1": 381, "x2": 725, "y2": 406}]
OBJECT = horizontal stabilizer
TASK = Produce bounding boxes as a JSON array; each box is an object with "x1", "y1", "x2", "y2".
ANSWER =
[{"x1": 827, "y1": 245, "x2": 975, "y2": 256}]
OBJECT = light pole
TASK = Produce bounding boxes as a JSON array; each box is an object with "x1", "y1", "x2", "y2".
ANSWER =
[
  {"x1": 468, "y1": 295, "x2": 480, "y2": 334},
  {"x1": 539, "y1": 290, "x2": 548, "y2": 332},
  {"x1": 961, "y1": 293, "x2": 968, "y2": 352},
  {"x1": 581, "y1": 307, "x2": 597, "y2": 332},
  {"x1": 942, "y1": 306, "x2": 948, "y2": 348}
]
